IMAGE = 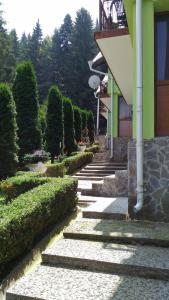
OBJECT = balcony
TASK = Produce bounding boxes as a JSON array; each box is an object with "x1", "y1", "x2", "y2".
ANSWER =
[{"x1": 99, "y1": 0, "x2": 127, "y2": 31}]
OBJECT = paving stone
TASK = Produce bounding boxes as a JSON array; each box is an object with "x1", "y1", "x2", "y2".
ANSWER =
[
  {"x1": 6, "y1": 265, "x2": 169, "y2": 300},
  {"x1": 82, "y1": 197, "x2": 128, "y2": 220},
  {"x1": 42, "y1": 238, "x2": 169, "y2": 280},
  {"x1": 64, "y1": 218, "x2": 169, "y2": 246}
]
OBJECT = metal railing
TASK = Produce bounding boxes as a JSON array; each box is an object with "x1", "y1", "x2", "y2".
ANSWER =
[{"x1": 99, "y1": 0, "x2": 127, "y2": 31}]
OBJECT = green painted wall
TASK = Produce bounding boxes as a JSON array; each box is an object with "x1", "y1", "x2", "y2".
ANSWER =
[
  {"x1": 107, "y1": 75, "x2": 120, "y2": 138},
  {"x1": 132, "y1": 1, "x2": 154, "y2": 139}
]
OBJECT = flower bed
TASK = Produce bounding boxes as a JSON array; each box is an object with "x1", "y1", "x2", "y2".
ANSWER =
[{"x1": 0, "y1": 177, "x2": 77, "y2": 277}]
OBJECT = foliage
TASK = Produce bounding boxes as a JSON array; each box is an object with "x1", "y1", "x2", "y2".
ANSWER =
[
  {"x1": 0, "y1": 4, "x2": 15, "y2": 82},
  {"x1": 45, "y1": 151, "x2": 93, "y2": 176},
  {"x1": 46, "y1": 86, "x2": 63, "y2": 163},
  {"x1": 0, "y1": 174, "x2": 49, "y2": 202},
  {"x1": 85, "y1": 145, "x2": 100, "y2": 153},
  {"x1": 13, "y1": 61, "x2": 42, "y2": 159},
  {"x1": 0, "y1": 177, "x2": 77, "y2": 275},
  {"x1": 81, "y1": 109, "x2": 87, "y2": 130},
  {"x1": 63, "y1": 97, "x2": 75, "y2": 155},
  {"x1": 64, "y1": 152, "x2": 93, "y2": 174},
  {"x1": 87, "y1": 111, "x2": 95, "y2": 144},
  {"x1": 23, "y1": 150, "x2": 50, "y2": 164},
  {"x1": 45, "y1": 162, "x2": 66, "y2": 177},
  {"x1": 73, "y1": 105, "x2": 82, "y2": 143},
  {"x1": 0, "y1": 84, "x2": 18, "y2": 179}
]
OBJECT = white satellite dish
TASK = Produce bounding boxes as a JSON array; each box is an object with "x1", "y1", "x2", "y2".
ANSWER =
[{"x1": 88, "y1": 75, "x2": 100, "y2": 90}]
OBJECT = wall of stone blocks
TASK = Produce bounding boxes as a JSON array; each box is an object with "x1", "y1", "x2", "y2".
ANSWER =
[
  {"x1": 128, "y1": 138, "x2": 169, "y2": 222},
  {"x1": 113, "y1": 137, "x2": 130, "y2": 162}
]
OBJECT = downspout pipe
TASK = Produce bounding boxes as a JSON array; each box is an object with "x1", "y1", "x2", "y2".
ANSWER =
[
  {"x1": 110, "y1": 75, "x2": 114, "y2": 158},
  {"x1": 134, "y1": 0, "x2": 143, "y2": 213},
  {"x1": 88, "y1": 61, "x2": 107, "y2": 76}
]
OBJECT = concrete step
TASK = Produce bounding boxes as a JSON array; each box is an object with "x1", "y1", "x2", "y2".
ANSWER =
[
  {"x1": 72, "y1": 175, "x2": 104, "y2": 181},
  {"x1": 85, "y1": 165, "x2": 126, "y2": 169},
  {"x1": 89, "y1": 162, "x2": 127, "y2": 166},
  {"x1": 42, "y1": 238, "x2": 169, "y2": 280},
  {"x1": 64, "y1": 218, "x2": 169, "y2": 247},
  {"x1": 6, "y1": 265, "x2": 169, "y2": 300},
  {"x1": 82, "y1": 197, "x2": 128, "y2": 220}
]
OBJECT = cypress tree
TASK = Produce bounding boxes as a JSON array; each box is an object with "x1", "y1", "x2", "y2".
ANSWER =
[
  {"x1": 13, "y1": 61, "x2": 42, "y2": 159},
  {"x1": 87, "y1": 111, "x2": 95, "y2": 144},
  {"x1": 63, "y1": 97, "x2": 75, "y2": 155},
  {"x1": 0, "y1": 84, "x2": 18, "y2": 178},
  {"x1": 46, "y1": 86, "x2": 63, "y2": 163},
  {"x1": 81, "y1": 109, "x2": 87, "y2": 130},
  {"x1": 73, "y1": 105, "x2": 82, "y2": 143}
]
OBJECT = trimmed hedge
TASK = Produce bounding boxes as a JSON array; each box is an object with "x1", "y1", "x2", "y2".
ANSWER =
[
  {"x1": 0, "y1": 177, "x2": 77, "y2": 274},
  {"x1": 45, "y1": 152, "x2": 93, "y2": 177},
  {"x1": 45, "y1": 162, "x2": 66, "y2": 177},
  {"x1": 85, "y1": 145, "x2": 100, "y2": 154},
  {"x1": 0, "y1": 175, "x2": 49, "y2": 202},
  {"x1": 64, "y1": 152, "x2": 93, "y2": 174}
]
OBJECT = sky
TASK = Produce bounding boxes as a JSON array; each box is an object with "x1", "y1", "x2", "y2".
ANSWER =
[{"x1": 2, "y1": 0, "x2": 99, "y2": 38}]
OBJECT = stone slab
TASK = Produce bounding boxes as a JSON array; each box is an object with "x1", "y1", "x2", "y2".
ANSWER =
[
  {"x1": 42, "y1": 238, "x2": 169, "y2": 280},
  {"x1": 82, "y1": 197, "x2": 128, "y2": 220},
  {"x1": 6, "y1": 265, "x2": 169, "y2": 300},
  {"x1": 64, "y1": 218, "x2": 169, "y2": 246},
  {"x1": 76, "y1": 173, "x2": 109, "y2": 177},
  {"x1": 73, "y1": 175, "x2": 104, "y2": 181}
]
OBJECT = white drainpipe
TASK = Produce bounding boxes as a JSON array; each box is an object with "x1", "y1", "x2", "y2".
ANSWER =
[
  {"x1": 110, "y1": 75, "x2": 114, "y2": 158},
  {"x1": 134, "y1": 0, "x2": 143, "y2": 213}
]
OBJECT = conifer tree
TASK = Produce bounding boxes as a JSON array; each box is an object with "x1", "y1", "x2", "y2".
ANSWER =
[
  {"x1": 13, "y1": 61, "x2": 42, "y2": 158},
  {"x1": 87, "y1": 111, "x2": 95, "y2": 144},
  {"x1": 63, "y1": 97, "x2": 75, "y2": 155},
  {"x1": 81, "y1": 109, "x2": 87, "y2": 130},
  {"x1": 0, "y1": 84, "x2": 18, "y2": 178},
  {"x1": 46, "y1": 86, "x2": 63, "y2": 163},
  {"x1": 73, "y1": 105, "x2": 82, "y2": 143}
]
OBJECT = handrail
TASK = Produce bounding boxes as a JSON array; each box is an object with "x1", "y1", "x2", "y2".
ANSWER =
[{"x1": 99, "y1": 0, "x2": 127, "y2": 31}]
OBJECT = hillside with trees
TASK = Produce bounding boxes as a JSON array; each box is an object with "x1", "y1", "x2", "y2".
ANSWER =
[{"x1": 0, "y1": 3, "x2": 98, "y2": 111}]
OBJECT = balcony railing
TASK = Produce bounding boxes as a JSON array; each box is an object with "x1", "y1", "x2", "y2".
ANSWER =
[{"x1": 99, "y1": 0, "x2": 127, "y2": 31}]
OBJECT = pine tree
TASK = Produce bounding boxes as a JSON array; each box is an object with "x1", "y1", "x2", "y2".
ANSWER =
[
  {"x1": 18, "y1": 33, "x2": 30, "y2": 61},
  {"x1": 71, "y1": 8, "x2": 97, "y2": 109},
  {"x1": 0, "y1": 84, "x2": 18, "y2": 178},
  {"x1": 87, "y1": 111, "x2": 95, "y2": 144},
  {"x1": 0, "y1": 3, "x2": 15, "y2": 82},
  {"x1": 46, "y1": 86, "x2": 63, "y2": 163},
  {"x1": 9, "y1": 29, "x2": 19, "y2": 62},
  {"x1": 29, "y1": 19, "x2": 43, "y2": 70},
  {"x1": 13, "y1": 61, "x2": 42, "y2": 158},
  {"x1": 73, "y1": 105, "x2": 82, "y2": 143},
  {"x1": 63, "y1": 97, "x2": 75, "y2": 155}
]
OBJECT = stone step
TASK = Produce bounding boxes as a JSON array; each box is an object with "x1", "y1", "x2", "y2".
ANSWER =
[
  {"x1": 6, "y1": 265, "x2": 169, "y2": 300},
  {"x1": 78, "y1": 194, "x2": 98, "y2": 203},
  {"x1": 72, "y1": 175, "x2": 104, "y2": 181},
  {"x1": 79, "y1": 169, "x2": 115, "y2": 174},
  {"x1": 64, "y1": 218, "x2": 169, "y2": 247},
  {"x1": 89, "y1": 162, "x2": 127, "y2": 166},
  {"x1": 75, "y1": 172, "x2": 111, "y2": 177},
  {"x1": 42, "y1": 238, "x2": 169, "y2": 280},
  {"x1": 82, "y1": 197, "x2": 128, "y2": 220}
]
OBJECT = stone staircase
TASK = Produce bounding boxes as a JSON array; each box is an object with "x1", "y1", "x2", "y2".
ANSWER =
[{"x1": 6, "y1": 158, "x2": 169, "y2": 300}]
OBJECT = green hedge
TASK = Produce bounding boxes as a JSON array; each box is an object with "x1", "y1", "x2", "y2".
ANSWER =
[
  {"x1": 45, "y1": 152, "x2": 93, "y2": 177},
  {"x1": 0, "y1": 177, "x2": 77, "y2": 275},
  {"x1": 45, "y1": 162, "x2": 66, "y2": 177},
  {"x1": 0, "y1": 175, "x2": 49, "y2": 202},
  {"x1": 85, "y1": 145, "x2": 100, "y2": 154},
  {"x1": 64, "y1": 152, "x2": 93, "y2": 174}
]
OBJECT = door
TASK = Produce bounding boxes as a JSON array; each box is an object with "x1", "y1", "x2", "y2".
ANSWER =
[
  {"x1": 118, "y1": 96, "x2": 132, "y2": 137},
  {"x1": 156, "y1": 14, "x2": 169, "y2": 136}
]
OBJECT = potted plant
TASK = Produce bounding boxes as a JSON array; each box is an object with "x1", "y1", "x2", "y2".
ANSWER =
[
  {"x1": 23, "y1": 150, "x2": 50, "y2": 172},
  {"x1": 78, "y1": 141, "x2": 86, "y2": 152}
]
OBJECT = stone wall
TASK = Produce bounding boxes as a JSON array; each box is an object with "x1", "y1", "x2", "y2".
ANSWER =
[
  {"x1": 128, "y1": 137, "x2": 169, "y2": 222},
  {"x1": 113, "y1": 137, "x2": 130, "y2": 162}
]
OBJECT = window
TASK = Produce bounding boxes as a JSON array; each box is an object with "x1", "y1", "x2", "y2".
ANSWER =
[{"x1": 156, "y1": 14, "x2": 169, "y2": 81}]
